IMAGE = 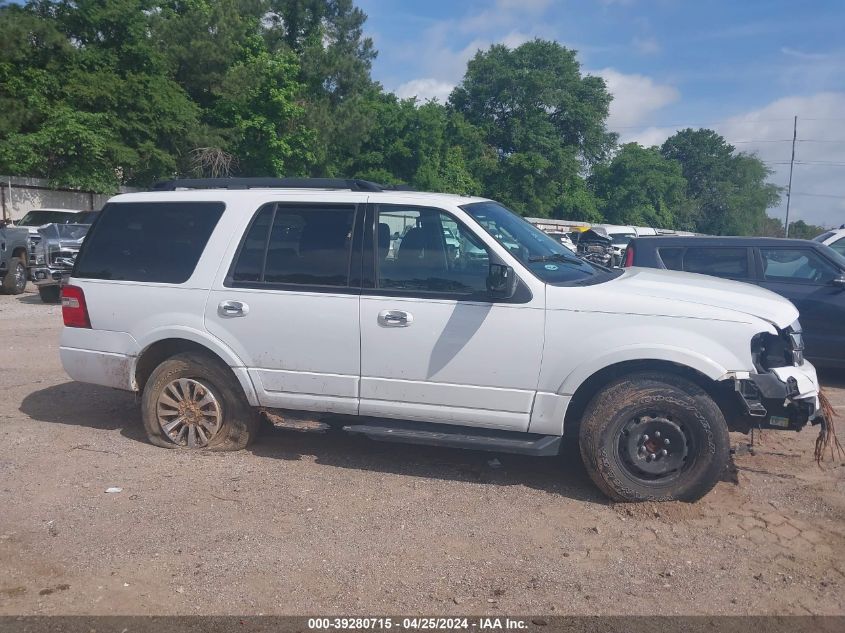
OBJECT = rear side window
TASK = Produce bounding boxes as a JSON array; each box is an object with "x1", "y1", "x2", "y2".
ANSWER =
[
  {"x1": 683, "y1": 247, "x2": 749, "y2": 279},
  {"x1": 74, "y1": 201, "x2": 224, "y2": 283},
  {"x1": 657, "y1": 247, "x2": 683, "y2": 271},
  {"x1": 228, "y1": 204, "x2": 356, "y2": 287}
]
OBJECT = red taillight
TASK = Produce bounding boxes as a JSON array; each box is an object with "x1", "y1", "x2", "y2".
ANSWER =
[
  {"x1": 624, "y1": 245, "x2": 635, "y2": 267},
  {"x1": 61, "y1": 285, "x2": 91, "y2": 328}
]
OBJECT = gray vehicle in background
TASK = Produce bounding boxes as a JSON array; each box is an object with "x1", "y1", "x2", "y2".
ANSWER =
[
  {"x1": 31, "y1": 211, "x2": 99, "y2": 303},
  {"x1": 0, "y1": 221, "x2": 30, "y2": 295}
]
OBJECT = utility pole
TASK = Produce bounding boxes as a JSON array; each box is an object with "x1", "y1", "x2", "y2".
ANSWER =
[{"x1": 784, "y1": 115, "x2": 797, "y2": 237}]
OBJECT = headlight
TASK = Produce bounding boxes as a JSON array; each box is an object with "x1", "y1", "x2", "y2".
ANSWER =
[
  {"x1": 787, "y1": 320, "x2": 804, "y2": 366},
  {"x1": 751, "y1": 319, "x2": 804, "y2": 371}
]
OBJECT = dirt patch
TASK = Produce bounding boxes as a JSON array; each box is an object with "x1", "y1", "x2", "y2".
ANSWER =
[{"x1": 1, "y1": 288, "x2": 844, "y2": 615}]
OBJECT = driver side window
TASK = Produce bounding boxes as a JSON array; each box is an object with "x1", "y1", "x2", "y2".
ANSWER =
[
  {"x1": 376, "y1": 206, "x2": 490, "y2": 295},
  {"x1": 761, "y1": 248, "x2": 838, "y2": 284}
]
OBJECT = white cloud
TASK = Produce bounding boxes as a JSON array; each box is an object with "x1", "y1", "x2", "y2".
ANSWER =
[
  {"x1": 501, "y1": 31, "x2": 532, "y2": 49},
  {"x1": 496, "y1": 0, "x2": 552, "y2": 11},
  {"x1": 632, "y1": 36, "x2": 660, "y2": 54},
  {"x1": 388, "y1": 2, "x2": 551, "y2": 102},
  {"x1": 395, "y1": 78, "x2": 455, "y2": 103},
  {"x1": 717, "y1": 92, "x2": 845, "y2": 228},
  {"x1": 594, "y1": 68, "x2": 680, "y2": 129},
  {"x1": 618, "y1": 92, "x2": 845, "y2": 228},
  {"x1": 780, "y1": 47, "x2": 830, "y2": 61}
]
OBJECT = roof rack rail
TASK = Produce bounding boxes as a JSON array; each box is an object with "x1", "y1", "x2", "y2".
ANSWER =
[{"x1": 150, "y1": 177, "x2": 386, "y2": 192}]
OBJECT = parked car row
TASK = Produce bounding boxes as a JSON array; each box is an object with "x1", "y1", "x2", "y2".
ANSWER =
[{"x1": 0, "y1": 209, "x2": 98, "y2": 302}]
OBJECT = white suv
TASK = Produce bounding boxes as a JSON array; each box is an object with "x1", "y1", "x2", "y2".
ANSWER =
[
  {"x1": 60, "y1": 178, "x2": 822, "y2": 502},
  {"x1": 815, "y1": 227, "x2": 845, "y2": 258}
]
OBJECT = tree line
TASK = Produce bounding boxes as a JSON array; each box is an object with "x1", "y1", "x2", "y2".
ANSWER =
[{"x1": 0, "y1": 0, "x2": 823, "y2": 235}]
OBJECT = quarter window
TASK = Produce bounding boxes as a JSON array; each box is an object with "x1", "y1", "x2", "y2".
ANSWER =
[
  {"x1": 683, "y1": 247, "x2": 749, "y2": 279},
  {"x1": 376, "y1": 206, "x2": 490, "y2": 295},
  {"x1": 761, "y1": 248, "x2": 838, "y2": 284},
  {"x1": 229, "y1": 204, "x2": 356, "y2": 287},
  {"x1": 74, "y1": 201, "x2": 224, "y2": 283},
  {"x1": 657, "y1": 247, "x2": 683, "y2": 271}
]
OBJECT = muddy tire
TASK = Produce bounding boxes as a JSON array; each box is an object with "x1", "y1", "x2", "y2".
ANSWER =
[
  {"x1": 1, "y1": 257, "x2": 27, "y2": 295},
  {"x1": 38, "y1": 285, "x2": 61, "y2": 303},
  {"x1": 578, "y1": 372, "x2": 729, "y2": 502},
  {"x1": 141, "y1": 352, "x2": 259, "y2": 451}
]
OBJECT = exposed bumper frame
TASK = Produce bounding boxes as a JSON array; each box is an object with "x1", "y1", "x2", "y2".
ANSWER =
[{"x1": 724, "y1": 362, "x2": 820, "y2": 431}]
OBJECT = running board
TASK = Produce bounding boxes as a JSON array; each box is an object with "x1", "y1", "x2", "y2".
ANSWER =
[{"x1": 342, "y1": 420, "x2": 561, "y2": 456}]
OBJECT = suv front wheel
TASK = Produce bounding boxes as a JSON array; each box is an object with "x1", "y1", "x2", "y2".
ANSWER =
[
  {"x1": 141, "y1": 352, "x2": 259, "y2": 451},
  {"x1": 578, "y1": 372, "x2": 730, "y2": 502}
]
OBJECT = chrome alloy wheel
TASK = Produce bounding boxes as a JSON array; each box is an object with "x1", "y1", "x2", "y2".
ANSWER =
[
  {"x1": 14, "y1": 262, "x2": 26, "y2": 292},
  {"x1": 156, "y1": 378, "x2": 222, "y2": 447}
]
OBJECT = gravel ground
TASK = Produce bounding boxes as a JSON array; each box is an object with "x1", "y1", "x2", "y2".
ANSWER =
[{"x1": 1, "y1": 286, "x2": 844, "y2": 616}]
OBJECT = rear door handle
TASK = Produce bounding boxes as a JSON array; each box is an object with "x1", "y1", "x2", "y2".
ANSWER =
[
  {"x1": 378, "y1": 309, "x2": 413, "y2": 327},
  {"x1": 218, "y1": 300, "x2": 249, "y2": 317}
]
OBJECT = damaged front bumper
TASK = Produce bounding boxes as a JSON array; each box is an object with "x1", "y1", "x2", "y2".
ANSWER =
[
  {"x1": 727, "y1": 362, "x2": 820, "y2": 431},
  {"x1": 32, "y1": 266, "x2": 70, "y2": 287}
]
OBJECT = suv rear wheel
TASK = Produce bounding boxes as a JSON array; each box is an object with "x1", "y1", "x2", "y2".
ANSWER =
[
  {"x1": 578, "y1": 372, "x2": 729, "y2": 502},
  {"x1": 141, "y1": 352, "x2": 259, "y2": 451},
  {"x1": 1, "y1": 257, "x2": 27, "y2": 295}
]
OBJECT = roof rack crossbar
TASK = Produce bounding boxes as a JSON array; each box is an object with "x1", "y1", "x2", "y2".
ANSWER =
[{"x1": 151, "y1": 177, "x2": 386, "y2": 192}]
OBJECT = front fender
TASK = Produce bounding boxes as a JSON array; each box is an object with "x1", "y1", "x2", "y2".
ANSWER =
[{"x1": 556, "y1": 344, "x2": 729, "y2": 397}]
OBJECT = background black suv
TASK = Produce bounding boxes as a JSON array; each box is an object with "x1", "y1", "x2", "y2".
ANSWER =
[{"x1": 626, "y1": 236, "x2": 845, "y2": 368}]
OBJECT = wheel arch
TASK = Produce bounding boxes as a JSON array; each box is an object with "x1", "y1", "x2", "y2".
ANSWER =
[
  {"x1": 132, "y1": 334, "x2": 259, "y2": 406},
  {"x1": 561, "y1": 358, "x2": 740, "y2": 438},
  {"x1": 11, "y1": 246, "x2": 28, "y2": 263}
]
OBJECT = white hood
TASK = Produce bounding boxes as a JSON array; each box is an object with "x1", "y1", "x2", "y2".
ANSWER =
[{"x1": 603, "y1": 267, "x2": 799, "y2": 328}]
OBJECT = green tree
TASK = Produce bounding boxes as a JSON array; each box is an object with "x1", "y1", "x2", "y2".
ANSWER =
[
  {"x1": 211, "y1": 48, "x2": 315, "y2": 176},
  {"x1": 661, "y1": 128, "x2": 781, "y2": 235},
  {"x1": 0, "y1": 0, "x2": 201, "y2": 190},
  {"x1": 340, "y1": 94, "x2": 483, "y2": 195},
  {"x1": 787, "y1": 219, "x2": 827, "y2": 240},
  {"x1": 264, "y1": 0, "x2": 378, "y2": 176},
  {"x1": 449, "y1": 39, "x2": 616, "y2": 216},
  {"x1": 590, "y1": 143, "x2": 689, "y2": 228}
]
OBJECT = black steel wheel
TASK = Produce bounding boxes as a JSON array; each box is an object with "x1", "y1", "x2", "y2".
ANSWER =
[{"x1": 579, "y1": 371, "x2": 730, "y2": 502}]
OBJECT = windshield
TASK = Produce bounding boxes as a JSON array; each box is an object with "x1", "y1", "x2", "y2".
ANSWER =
[
  {"x1": 74, "y1": 211, "x2": 100, "y2": 224},
  {"x1": 611, "y1": 233, "x2": 635, "y2": 246},
  {"x1": 37, "y1": 223, "x2": 91, "y2": 242},
  {"x1": 813, "y1": 231, "x2": 835, "y2": 243},
  {"x1": 17, "y1": 210, "x2": 77, "y2": 226},
  {"x1": 461, "y1": 201, "x2": 605, "y2": 284},
  {"x1": 820, "y1": 243, "x2": 845, "y2": 269}
]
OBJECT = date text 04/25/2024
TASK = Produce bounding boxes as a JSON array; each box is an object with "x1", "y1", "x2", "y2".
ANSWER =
[{"x1": 307, "y1": 618, "x2": 531, "y2": 630}]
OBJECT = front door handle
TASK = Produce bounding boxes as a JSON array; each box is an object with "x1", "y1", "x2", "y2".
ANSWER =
[
  {"x1": 218, "y1": 300, "x2": 249, "y2": 317},
  {"x1": 378, "y1": 309, "x2": 413, "y2": 327}
]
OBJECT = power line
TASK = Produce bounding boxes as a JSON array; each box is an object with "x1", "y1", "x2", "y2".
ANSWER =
[
  {"x1": 612, "y1": 117, "x2": 796, "y2": 130},
  {"x1": 791, "y1": 191, "x2": 845, "y2": 199},
  {"x1": 730, "y1": 139, "x2": 794, "y2": 144}
]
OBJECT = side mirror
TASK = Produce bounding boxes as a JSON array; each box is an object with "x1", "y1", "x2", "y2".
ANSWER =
[
  {"x1": 832, "y1": 275, "x2": 845, "y2": 289},
  {"x1": 487, "y1": 263, "x2": 518, "y2": 299}
]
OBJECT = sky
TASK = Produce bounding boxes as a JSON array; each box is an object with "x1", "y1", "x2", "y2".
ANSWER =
[{"x1": 356, "y1": 0, "x2": 845, "y2": 229}]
